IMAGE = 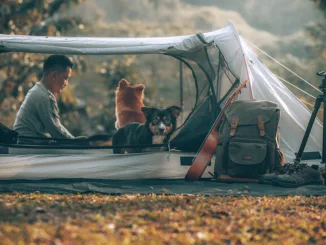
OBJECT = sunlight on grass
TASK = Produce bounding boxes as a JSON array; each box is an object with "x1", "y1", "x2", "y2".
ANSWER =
[{"x1": 0, "y1": 194, "x2": 325, "y2": 244}]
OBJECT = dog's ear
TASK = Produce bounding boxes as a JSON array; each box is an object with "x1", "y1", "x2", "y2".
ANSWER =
[
  {"x1": 118, "y1": 79, "x2": 130, "y2": 89},
  {"x1": 135, "y1": 84, "x2": 145, "y2": 90},
  {"x1": 141, "y1": 107, "x2": 154, "y2": 118},
  {"x1": 167, "y1": 106, "x2": 182, "y2": 119}
]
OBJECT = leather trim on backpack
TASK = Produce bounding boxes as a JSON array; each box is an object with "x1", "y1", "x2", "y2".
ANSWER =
[
  {"x1": 230, "y1": 117, "x2": 239, "y2": 136},
  {"x1": 257, "y1": 116, "x2": 265, "y2": 136}
]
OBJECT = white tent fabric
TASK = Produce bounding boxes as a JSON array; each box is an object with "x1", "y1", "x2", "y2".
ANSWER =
[
  {"x1": 0, "y1": 152, "x2": 215, "y2": 180},
  {"x1": 239, "y1": 38, "x2": 322, "y2": 161},
  {"x1": 0, "y1": 21, "x2": 323, "y2": 181},
  {"x1": 0, "y1": 28, "x2": 227, "y2": 55},
  {"x1": 213, "y1": 22, "x2": 322, "y2": 161}
]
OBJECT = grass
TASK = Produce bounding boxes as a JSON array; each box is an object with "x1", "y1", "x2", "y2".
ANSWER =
[{"x1": 0, "y1": 193, "x2": 326, "y2": 245}]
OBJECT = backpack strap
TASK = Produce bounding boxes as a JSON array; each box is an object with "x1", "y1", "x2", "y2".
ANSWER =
[
  {"x1": 230, "y1": 117, "x2": 239, "y2": 136},
  {"x1": 276, "y1": 126, "x2": 281, "y2": 147},
  {"x1": 257, "y1": 116, "x2": 265, "y2": 136}
]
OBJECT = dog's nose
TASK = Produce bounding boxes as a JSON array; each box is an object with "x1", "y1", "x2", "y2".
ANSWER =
[{"x1": 158, "y1": 128, "x2": 165, "y2": 133}]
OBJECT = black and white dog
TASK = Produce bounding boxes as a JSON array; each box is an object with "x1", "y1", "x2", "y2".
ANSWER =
[{"x1": 112, "y1": 106, "x2": 181, "y2": 153}]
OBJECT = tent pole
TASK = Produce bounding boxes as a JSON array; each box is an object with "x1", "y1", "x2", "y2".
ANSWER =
[
  {"x1": 179, "y1": 61, "x2": 184, "y2": 122},
  {"x1": 322, "y1": 73, "x2": 326, "y2": 166}
]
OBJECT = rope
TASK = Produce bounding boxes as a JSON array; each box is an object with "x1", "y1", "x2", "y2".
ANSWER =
[
  {"x1": 275, "y1": 75, "x2": 323, "y2": 112},
  {"x1": 275, "y1": 75, "x2": 317, "y2": 100},
  {"x1": 243, "y1": 38, "x2": 322, "y2": 94},
  {"x1": 301, "y1": 100, "x2": 324, "y2": 112}
]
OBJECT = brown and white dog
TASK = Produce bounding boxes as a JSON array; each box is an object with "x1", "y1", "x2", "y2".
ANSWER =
[
  {"x1": 112, "y1": 106, "x2": 181, "y2": 153},
  {"x1": 115, "y1": 79, "x2": 146, "y2": 129}
]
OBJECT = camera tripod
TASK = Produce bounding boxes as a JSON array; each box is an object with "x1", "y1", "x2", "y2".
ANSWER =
[{"x1": 295, "y1": 71, "x2": 326, "y2": 166}]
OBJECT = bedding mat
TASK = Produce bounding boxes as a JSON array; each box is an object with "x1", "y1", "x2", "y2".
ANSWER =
[{"x1": 0, "y1": 178, "x2": 326, "y2": 196}]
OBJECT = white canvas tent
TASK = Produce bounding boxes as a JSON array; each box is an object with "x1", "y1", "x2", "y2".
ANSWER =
[{"x1": 0, "y1": 21, "x2": 323, "y2": 181}]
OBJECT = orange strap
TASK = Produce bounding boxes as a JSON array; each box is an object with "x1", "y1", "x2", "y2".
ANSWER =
[
  {"x1": 276, "y1": 125, "x2": 285, "y2": 166},
  {"x1": 257, "y1": 116, "x2": 265, "y2": 136},
  {"x1": 230, "y1": 117, "x2": 239, "y2": 136},
  {"x1": 276, "y1": 126, "x2": 281, "y2": 147},
  {"x1": 216, "y1": 175, "x2": 259, "y2": 183},
  {"x1": 185, "y1": 80, "x2": 249, "y2": 181}
]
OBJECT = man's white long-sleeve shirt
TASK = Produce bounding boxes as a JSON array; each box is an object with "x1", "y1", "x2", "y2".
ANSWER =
[{"x1": 13, "y1": 82, "x2": 74, "y2": 139}]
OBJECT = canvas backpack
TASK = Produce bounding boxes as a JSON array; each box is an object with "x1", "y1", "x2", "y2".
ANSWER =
[{"x1": 214, "y1": 100, "x2": 284, "y2": 179}]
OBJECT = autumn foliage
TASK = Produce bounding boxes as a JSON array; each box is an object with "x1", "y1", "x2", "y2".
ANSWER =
[{"x1": 0, "y1": 193, "x2": 325, "y2": 244}]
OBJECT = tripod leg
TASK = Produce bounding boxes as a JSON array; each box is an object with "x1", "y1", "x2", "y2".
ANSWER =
[
  {"x1": 295, "y1": 95, "x2": 323, "y2": 163},
  {"x1": 323, "y1": 91, "x2": 326, "y2": 164}
]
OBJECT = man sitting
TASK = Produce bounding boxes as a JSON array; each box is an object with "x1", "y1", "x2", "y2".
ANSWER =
[{"x1": 13, "y1": 54, "x2": 86, "y2": 143}]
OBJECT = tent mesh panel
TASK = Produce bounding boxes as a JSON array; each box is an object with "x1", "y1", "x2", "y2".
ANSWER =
[{"x1": 171, "y1": 46, "x2": 239, "y2": 152}]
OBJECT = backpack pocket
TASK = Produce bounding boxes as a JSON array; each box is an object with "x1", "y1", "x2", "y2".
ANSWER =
[{"x1": 226, "y1": 138, "x2": 268, "y2": 178}]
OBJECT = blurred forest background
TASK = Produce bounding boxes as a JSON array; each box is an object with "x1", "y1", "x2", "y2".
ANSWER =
[{"x1": 0, "y1": 0, "x2": 325, "y2": 136}]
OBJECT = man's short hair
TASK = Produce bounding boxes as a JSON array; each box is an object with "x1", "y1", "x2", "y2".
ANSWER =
[{"x1": 43, "y1": 55, "x2": 73, "y2": 75}]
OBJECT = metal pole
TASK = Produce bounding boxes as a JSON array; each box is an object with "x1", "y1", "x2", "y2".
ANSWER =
[
  {"x1": 179, "y1": 61, "x2": 184, "y2": 122},
  {"x1": 295, "y1": 96, "x2": 322, "y2": 163},
  {"x1": 295, "y1": 71, "x2": 326, "y2": 166},
  {"x1": 322, "y1": 77, "x2": 326, "y2": 165}
]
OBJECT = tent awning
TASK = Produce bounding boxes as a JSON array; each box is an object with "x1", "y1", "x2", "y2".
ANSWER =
[{"x1": 0, "y1": 27, "x2": 230, "y2": 55}]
